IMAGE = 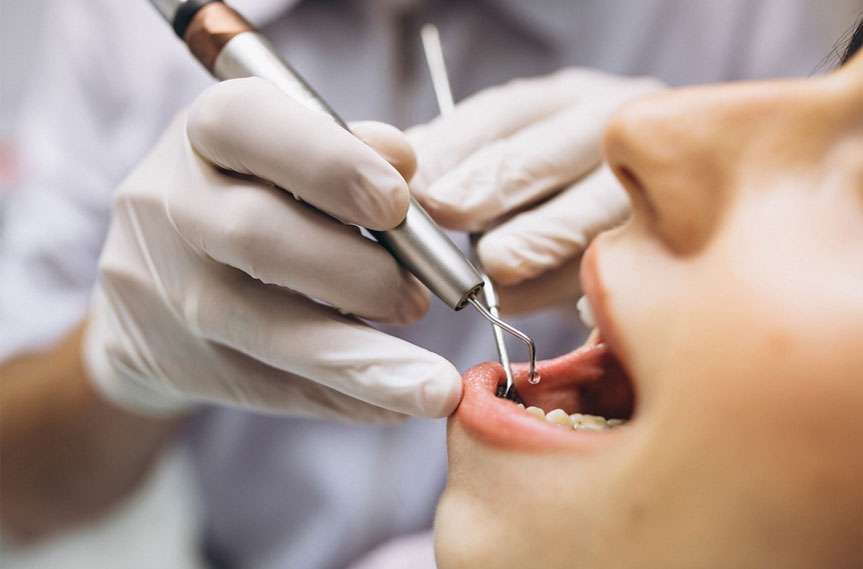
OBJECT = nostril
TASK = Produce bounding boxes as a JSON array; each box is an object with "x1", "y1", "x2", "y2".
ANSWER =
[
  {"x1": 615, "y1": 165, "x2": 640, "y2": 192},
  {"x1": 613, "y1": 164, "x2": 658, "y2": 221}
]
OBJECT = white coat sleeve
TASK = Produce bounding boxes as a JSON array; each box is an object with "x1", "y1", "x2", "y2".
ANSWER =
[{"x1": 0, "y1": 0, "x2": 206, "y2": 360}]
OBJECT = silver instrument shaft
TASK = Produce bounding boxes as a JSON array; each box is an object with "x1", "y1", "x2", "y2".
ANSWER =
[
  {"x1": 421, "y1": 24, "x2": 536, "y2": 396},
  {"x1": 150, "y1": 0, "x2": 484, "y2": 311}
]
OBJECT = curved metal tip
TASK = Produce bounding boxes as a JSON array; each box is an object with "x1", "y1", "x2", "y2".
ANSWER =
[{"x1": 468, "y1": 296, "x2": 539, "y2": 384}]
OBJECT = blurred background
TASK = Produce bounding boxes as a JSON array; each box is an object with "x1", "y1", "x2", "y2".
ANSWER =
[
  {"x1": 0, "y1": 0, "x2": 46, "y2": 211},
  {"x1": 0, "y1": 0, "x2": 45, "y2": 181},
  {"x1": 1, "y1": 2, "x2": 861, "y2": 569}
]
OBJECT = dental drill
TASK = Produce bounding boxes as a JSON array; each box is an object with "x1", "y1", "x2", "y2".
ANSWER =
[{"x1": 148, "y1": 0, "x2": 538, "y2": 394}]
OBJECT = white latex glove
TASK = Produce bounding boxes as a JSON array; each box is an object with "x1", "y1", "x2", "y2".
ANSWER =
[
  {"x1": 408, "y1": 69, "x2": 664, "y2": 313},
  {"x1": 84, "y1": 77, "x2": 461, "y2": 421}
]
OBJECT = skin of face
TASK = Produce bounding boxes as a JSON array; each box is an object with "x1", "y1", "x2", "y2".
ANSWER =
[{"x1": 435, "y1": 52, "x2": 863, "y2": 569}]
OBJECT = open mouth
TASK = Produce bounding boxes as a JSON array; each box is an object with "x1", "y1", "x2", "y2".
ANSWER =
[
  {"x1": 454, "y1": 334, "x2": 636, "y2": 451},
  {"x1": 453, "y1": 244, "x2": 638, "y2": 451}
]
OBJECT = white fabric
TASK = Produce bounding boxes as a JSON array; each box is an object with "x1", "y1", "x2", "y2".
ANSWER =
[
  {"x1": 0, "y1": 447, "x2": 205, "y2": 569},
  {"x1": 2, "y1": 1, "x2": 859, "y2": 568}
]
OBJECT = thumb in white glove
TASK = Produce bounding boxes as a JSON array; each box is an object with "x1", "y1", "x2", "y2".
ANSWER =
[
  {"x1": 408, "y1": 69, "x2": 664, "y2": 313},
  {"x1": 85, "y1": 78, "x2": 461, "y2": 421}
]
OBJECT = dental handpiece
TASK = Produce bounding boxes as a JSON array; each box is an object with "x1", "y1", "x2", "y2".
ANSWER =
[
  {"x1": 151, "y1": 0, "x2": 482, "y2": 311},
  {"x1": 149, "y1": 0, "x2": 538, "y2": 384}
]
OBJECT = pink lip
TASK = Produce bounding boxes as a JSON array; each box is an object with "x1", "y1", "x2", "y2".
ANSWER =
[
  {"x1": 580, "y1": 243, "x2": 628, "y2": 368},
  {"x1": 453, "y1": 346, "x2": 627, "y2": 452}
]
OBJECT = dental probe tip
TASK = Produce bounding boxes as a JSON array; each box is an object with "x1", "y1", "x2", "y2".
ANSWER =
[{"x1": 468, "y1": 296, "x2": 540, "y2": 386}]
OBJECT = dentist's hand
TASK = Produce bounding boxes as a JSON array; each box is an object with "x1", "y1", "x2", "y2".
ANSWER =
[
  {"x1": 84, "y1": 78, "x2": 461, "y2": 421},
  {"x1": 408, "y1": 69, "x2": 664, "y2": 313}
]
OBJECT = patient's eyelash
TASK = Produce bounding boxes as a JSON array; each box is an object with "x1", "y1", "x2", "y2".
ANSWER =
[{"x1": 841, "y1": 17, "x2": 863, "y2": 64}]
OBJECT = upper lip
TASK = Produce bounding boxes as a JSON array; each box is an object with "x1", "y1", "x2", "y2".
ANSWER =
[{"x1": 580, "y1": 243, "x2": 628, "y2": 368}]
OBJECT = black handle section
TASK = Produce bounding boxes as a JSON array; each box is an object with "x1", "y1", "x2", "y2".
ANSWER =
[{"x1": 172, "y1": 0, "x2": 222, "y2": 38}]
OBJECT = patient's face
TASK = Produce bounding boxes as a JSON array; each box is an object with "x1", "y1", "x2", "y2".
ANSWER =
[{"x1": 436, "y1": 53, "x2": 863, "y2": 568}]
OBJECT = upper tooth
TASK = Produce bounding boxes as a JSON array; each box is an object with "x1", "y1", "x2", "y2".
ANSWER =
[
  {"x1": 525, "y1": 406, "x2": 545, "y2": 419},
  {"x1": 577, "y1": 296, "x2": 596, "y2": 329},
  {"x1": 545, "y1": 408, "x2": 573, "y2": 427}
]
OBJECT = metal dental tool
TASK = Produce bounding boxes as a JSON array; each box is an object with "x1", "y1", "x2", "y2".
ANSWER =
[
  {"x1": 420, "y1": 24, "x2": 536, "y2": 399},
  {"x1": 468, "y1": 238, "x2": 520, "y2": 401},
  {"x1": 149, "y1": 0, "x2": 537, "y2": 388}
]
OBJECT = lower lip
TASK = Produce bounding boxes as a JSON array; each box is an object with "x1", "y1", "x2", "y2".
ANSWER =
[{"x1": 453, "y1": 347, "x2": 627, "y2": 452}]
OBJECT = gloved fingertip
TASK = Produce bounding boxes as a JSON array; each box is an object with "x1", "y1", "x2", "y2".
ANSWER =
[
  {"x1": 417, "y1": 360, "x2": 463, "y2": 418},
  {"x1": 351, "y1": 121, "x2": 418, "y2": 182},
  {"x1": 353, "y1": 163, "x2": 411, "y2": 230},
  {"x1": 349, "y1": 122, "x2": 414, "y2": 229}
]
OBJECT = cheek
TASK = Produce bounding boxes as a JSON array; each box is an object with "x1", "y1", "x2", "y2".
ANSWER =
[
  {"x1": 716, "y1": 208, "x2": 863, "y2": 480},
  {"x1": 624, "y1": 229, "x2": 863, "y2": 474},
  {"x1": 599, "y1": 194, "x2": 863, "y2": 451},
  {"x1": 595, "y1": 203, "x2": 863, "y2": 553},
  {"x1": 716, "y1": 189, "x2": 863, "y2": 432},
  {"x1": 651, "y1": 247, "x2": 863, "y2": 553}
]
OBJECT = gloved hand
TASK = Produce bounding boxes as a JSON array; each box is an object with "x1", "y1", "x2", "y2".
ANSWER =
[
  {"x1": 408, "y1": 69, "x2": 664, "y2": 313},
  {"x1": 84, "y1": 77, "x2": 461, "y2": 421}
]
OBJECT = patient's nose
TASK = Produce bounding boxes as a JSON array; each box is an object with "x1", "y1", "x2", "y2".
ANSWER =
[{"x1": 603, "y1": 88, "x2": 735, "y2": 254}]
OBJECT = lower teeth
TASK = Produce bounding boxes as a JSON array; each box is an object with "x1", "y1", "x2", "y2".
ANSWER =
[{"x1": 518, "y1": 405, "x2": 626, "y2": 431}]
